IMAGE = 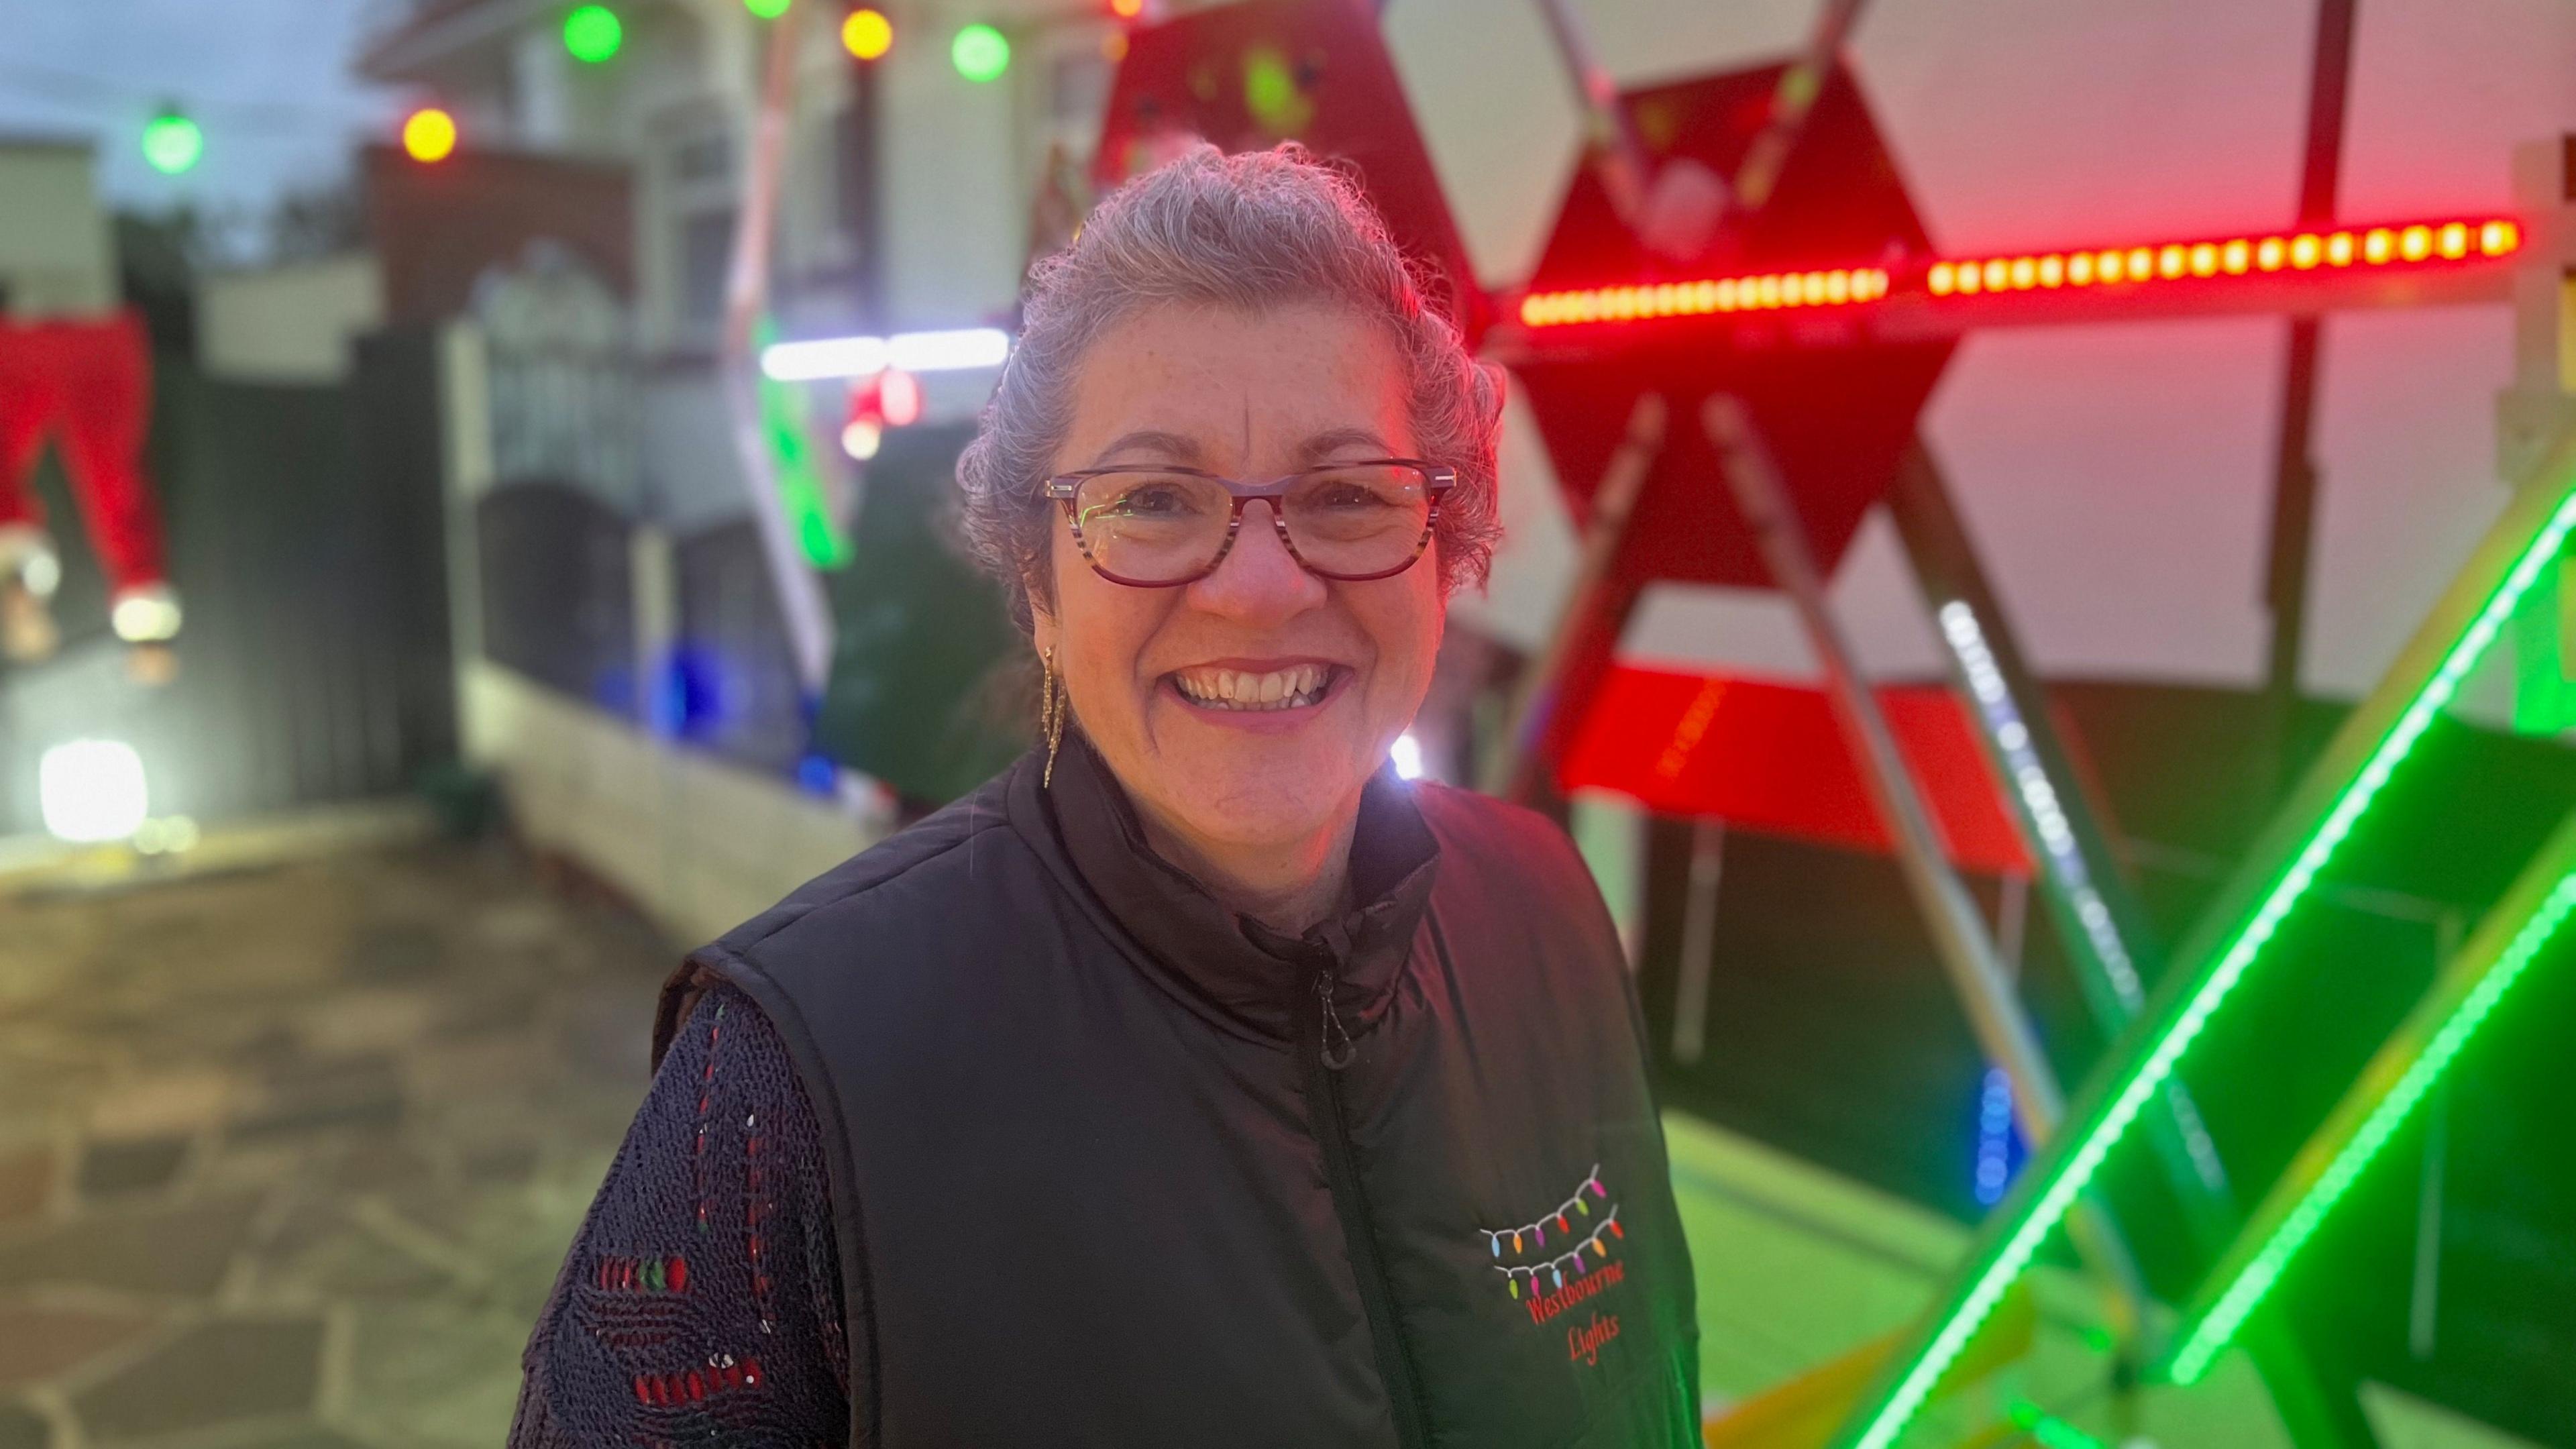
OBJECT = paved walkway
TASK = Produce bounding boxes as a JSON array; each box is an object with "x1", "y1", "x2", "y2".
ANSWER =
[{"x1": 0, "y1": 840, "x2": 670, "y2": 1448}]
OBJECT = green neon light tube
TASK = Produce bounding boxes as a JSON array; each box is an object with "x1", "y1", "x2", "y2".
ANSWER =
[
  {"x1": 753, "y1": 317, "x2": 853, "y2": 571},
  {"x1": 2008, "y1": 1400, "x2": 2107, "y2": 1449},
  {"x1": 2163, "y1": 811, "x2": 2576, "y2": 1383},
  {"x1": 1832, "y1": 466, "x2": 2576, "y2": 1449}
]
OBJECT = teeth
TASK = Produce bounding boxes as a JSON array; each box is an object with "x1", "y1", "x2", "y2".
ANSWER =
[{"x1": 1175, "y1": 664, "x2": 1332, "y2": 710}]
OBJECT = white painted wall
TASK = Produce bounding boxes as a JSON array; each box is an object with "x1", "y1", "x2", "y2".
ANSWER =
[
  {"x1": 197, "y1": 255, "x2": 386, "y2": 383},
  {"x1": 458, "y1": 659, "x2": 885, "y2": 945},
  {"x1": 0, "y1": 141, "x2": 115, "y2": 317}
]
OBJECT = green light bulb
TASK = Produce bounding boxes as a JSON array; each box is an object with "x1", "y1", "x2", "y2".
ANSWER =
[
  {"x1": 564, "y1": 5, "x2": 623, "y2": 63},
  {"x1": 951, "y1": 23, "x2": 1010, "y2": 83},
  {"x1": 744, "y1": 0, "x2": 790, "y2": 17},
  {"x1": 141, "y1": 112, "x2": 203, "y2": 176}
]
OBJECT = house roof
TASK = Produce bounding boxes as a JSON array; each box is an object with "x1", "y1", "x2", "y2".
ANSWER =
[{"x1": 355, "y1": 0, "x2": 547, "y2": 81}]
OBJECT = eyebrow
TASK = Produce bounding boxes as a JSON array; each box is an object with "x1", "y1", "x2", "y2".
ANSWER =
[
  {"x1": 1295, "y1": 427, "x2": 1395, "y2": 467},
  {"x1": 1088, "y1": 429, "x2": 1204, "y2": 466}
]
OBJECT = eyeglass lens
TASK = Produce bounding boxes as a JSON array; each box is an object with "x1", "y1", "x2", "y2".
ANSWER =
[{"x1": 1069, "y1": 464, "x2": 1434, "y2": 583}]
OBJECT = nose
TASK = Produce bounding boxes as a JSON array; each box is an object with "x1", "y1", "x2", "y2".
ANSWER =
[{"x1": 1186, "y1": 500, "x2": 1327, "y2": 623}]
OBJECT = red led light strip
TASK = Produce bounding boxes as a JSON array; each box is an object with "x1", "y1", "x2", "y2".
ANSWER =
[
  {"x1": 1933, "y1": 218, "x2": 2519, "y2": 296},
  {"x1": 1519, "y1": 268, "x2": 1891, "y2": 327},
  {"x1": 1515, "y1": 217, "x2": 2521, "y2": 329}
]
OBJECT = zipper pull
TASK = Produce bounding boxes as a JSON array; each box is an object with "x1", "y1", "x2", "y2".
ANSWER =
[{"x1": 1315, "y1": 970, "x2": 1354, "y2": 1071}]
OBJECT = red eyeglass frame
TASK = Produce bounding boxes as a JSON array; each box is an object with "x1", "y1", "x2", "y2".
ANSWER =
[{"x1": 1041, "y1": 458, "x2": 1456, "y2": 587}]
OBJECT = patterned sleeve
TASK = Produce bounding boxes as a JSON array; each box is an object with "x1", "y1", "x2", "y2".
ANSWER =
[{"x1": 510, "y1": 983, "x2": 851, "y2": 1447}]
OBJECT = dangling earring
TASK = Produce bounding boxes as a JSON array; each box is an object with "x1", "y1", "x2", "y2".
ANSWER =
[{"x1": 1040, "y1": 646, "x2": 1067, "y2": 788}]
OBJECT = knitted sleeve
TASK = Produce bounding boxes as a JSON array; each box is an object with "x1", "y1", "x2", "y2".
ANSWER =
[{"x1": 509, "y1": 983, "x2": 851, "y2": 1446}]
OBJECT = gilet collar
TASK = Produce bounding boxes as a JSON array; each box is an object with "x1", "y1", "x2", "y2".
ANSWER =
[{"x1": 1038, "y1": 731, "x2": 1440, "y2": 1046}]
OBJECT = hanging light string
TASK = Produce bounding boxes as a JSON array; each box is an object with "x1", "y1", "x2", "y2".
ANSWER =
[
  {"x1": 1479, "y1": 1165, "x2": 1609, "y2": 1257},
  {"x1": 0, "y1": 55, "x2": 389, "y2": 135},
  {"x1": 1493, "y1": 1205, "x2": 1625, "y2": 1299}
]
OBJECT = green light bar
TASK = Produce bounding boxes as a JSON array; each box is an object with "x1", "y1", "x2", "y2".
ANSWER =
[
  {"x1": 2008, "y1": 1400, "x2": 2107, "y2": 1449},
  {"x1": 2163, "y1": 810, "x2": 2576, "y2": 1382},
  {"x1": 753, "y1": 317, "x2": 852, "y2": 570},
  {"x1": 1832, "y1": 458, "x2": 2576, "y2": 1449}
]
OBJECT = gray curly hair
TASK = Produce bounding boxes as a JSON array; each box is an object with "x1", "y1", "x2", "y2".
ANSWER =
[{"x1": 956, "y1": 144, "x2": 1505, "y2": 634}]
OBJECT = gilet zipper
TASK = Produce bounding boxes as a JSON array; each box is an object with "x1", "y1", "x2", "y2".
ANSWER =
[{"x1": 1299, "y1": 962, "x2": 1431, "y2": 1448}]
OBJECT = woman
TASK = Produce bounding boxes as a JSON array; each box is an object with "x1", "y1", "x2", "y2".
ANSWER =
[{"x1": 511, "y1": 144, "x2": 1699, "y2": 1448}]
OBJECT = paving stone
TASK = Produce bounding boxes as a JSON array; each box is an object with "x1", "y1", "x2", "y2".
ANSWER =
[
  {"x1": 458, "y1": 1142, "x2": 538, "y2": 1187},
  {"x1": 347, "y1": 1301, "x2": 527, "y2": 1432},
  {"x1": 0, "y1": 1402, "x2": 48, "y2": 1449},
  {"x1": 342, "y1": 926, "x2": 444, "y2": 985},
  {"x1": 0, "y1": 841, "x2": 677, "y2": 1444},
  {"x1": 248, "y1": 1430, "x2": 370, "y2": 1449},
  {"x1": 76, "y1": 1135, "x2": 190, "y2": 1200},
  {"x1": 269, "y1": 1226, "x2": 452, "y2": 1301},
  {"x1": 331, "y1": 1140, "x2": 439, "y2": 1196},
  {"x1": 0, "y1": 1303, "x2": 158, "y2": 1389},
  {"x1": 233, "y1": 1059, "x2": 405, "y2": 1141},
  {"x1": 0, "y1": 1197, "x2": 258, "y2": 1296},
  {"x1": 86, "y1": 1069, "x2": 235, "y2": 1138},
  {"x1": 70, "y1": 1316, "x2": 323, "y2": 1442},
  {"x1": 0, "y1": 1152, "x2": 54, "y2": 1225}
]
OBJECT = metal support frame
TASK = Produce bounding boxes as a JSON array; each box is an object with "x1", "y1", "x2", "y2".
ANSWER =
[
  {"x1": 2163, "y1": 808, "x2": 2576, "y2": 1383},
  {"x1": 2255, "y1": 0, "x2": 2360, "y2": 808},
  {"x1": 1706, "y1": 395, "x2": 2150, "y2": 1352},
  {"x1": 1500, "y1": 0, "x2": 1874, "y2": 804},
  {"x1": 1487, "y1": 395, "x2": 1665, "y2": 802},
  {"x1": 1670, "y1": 819, "x2": 1726, "y2": 1065},
  {"x1": 1831, "y1": 412, "x2": 2576, "y2": 1449},
  {"x1": 1888, "y1": 443, "x2": 2381, "y2": 1448}
]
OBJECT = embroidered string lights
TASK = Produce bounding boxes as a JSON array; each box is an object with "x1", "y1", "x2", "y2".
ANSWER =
[
  {"x1": 1481, "y1": 1167, "x2": 1621, "y2": 1299},
  {"x1": 1494, "y1": 1206, "x2": 1625, "y2": 1299},
  {"x1": 1481, "y1": 1165, "x2": 1607, "y2": 1256}
]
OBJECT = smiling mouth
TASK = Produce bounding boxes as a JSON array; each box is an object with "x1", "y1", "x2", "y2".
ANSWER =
[{"x1": 1169, "y1": 663, "x2": 1342, "y2": 712}]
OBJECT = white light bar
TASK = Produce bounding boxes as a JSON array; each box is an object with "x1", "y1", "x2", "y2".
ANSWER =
[{"x1": 761, "y1": 327, "x2": 1013, "y2": 381}]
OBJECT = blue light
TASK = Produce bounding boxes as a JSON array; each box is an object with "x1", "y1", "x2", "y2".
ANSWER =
[
  {"x1": 797, "y1": 754, "x2": 838, "y2": 796},
  {"x1": 1974, "y1": 1066, "x2": 2021, "y2": 1207}
]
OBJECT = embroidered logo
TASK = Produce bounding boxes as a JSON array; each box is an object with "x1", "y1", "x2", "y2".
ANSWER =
[
  {"x1": 1479, "y1": 1163, "x2": 1627, "y2": 1324},
  {"x1": 1568, "y1": 1311, "x2": 1621, "y2": 1365}
]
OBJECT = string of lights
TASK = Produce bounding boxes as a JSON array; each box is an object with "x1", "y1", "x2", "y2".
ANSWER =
[
  {"x1": 1937, "y1": 598, "x2": 2229, "y2": 1196},
  {"x1": 1512, "y1": 215, "x2": 2522, "y2": 331},
  {"x1": 1479, "y1": 1165, "x2": 1609, "y2": 1256},
  {"x1": 1491, "y1": 1205, "x2": 1623, "y2": 1298}
]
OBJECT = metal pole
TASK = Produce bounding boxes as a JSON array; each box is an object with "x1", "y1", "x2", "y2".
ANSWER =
[
  {"x1": 1890, "y1": 441, "x2": 2380, "y2": 1448},
  {"x1": 1530, "y1": 0, "x2": 1654, "y2": 230},
  {"x1": 721, "y1": 3, "x2": 837, "y2": 694},
  {"x1": 1486, "y1": 394, "x2": 1666, "y2": 802},
  {"x1": 2409, "y1": 910, "x2": 2463, "y2": 1362},
  {"x1": 1705, "y1": 395, "x2": 2150, "y2": 1344},
  {"x1": 2256, "y1": 0, "x2": 2360, "y2": 808},
  {"x1": 1729, "y1": 0, "x2": 1872, "y2": 217},
  {"x1": 1671, "y1": 819, "x2": 1726, "y2": 1065}
]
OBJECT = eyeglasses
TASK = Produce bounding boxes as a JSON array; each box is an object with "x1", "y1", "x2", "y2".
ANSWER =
[{"x1": 1043, "y1": 459, "x2": 1454, "y2": 588}]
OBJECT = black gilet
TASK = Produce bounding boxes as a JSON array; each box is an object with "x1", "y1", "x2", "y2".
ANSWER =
[{"x1": 656, "y1": 735, "x2": 1700, "y2": 1448}]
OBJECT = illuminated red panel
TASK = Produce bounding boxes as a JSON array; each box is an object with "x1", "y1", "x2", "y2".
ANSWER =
[
  {"x1": 1559, "y1": 665, "x2": 2032, "y2": 875},
  {"x1": 1093, "y1": 0, "x2": 1486, "y2": 342},
  {"x1": 1513, "y1": 61, "x2": 1954, "y2": 590}
]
